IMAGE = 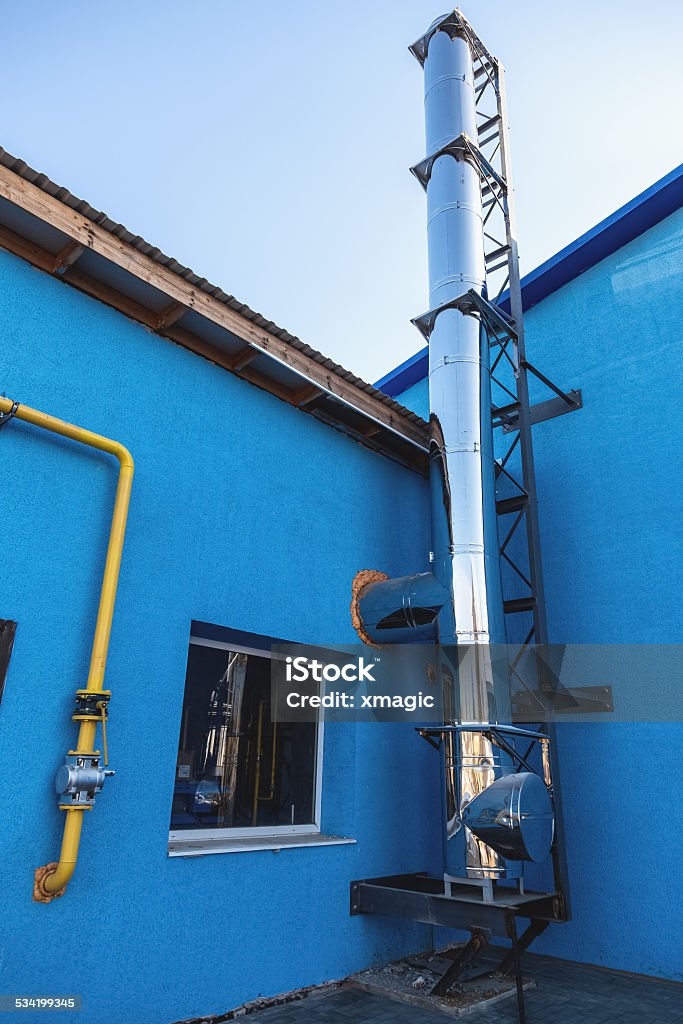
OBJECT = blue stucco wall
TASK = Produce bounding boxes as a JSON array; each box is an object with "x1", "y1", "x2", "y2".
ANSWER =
[
  {"x1": 0, "y1": 251, "x2": 441, "y2": 1024},
  {"x1": 393, "y1": 209, "x2": 683, "y2": 980}
]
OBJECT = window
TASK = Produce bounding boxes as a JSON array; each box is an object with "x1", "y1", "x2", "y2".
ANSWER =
[{"x1": 169, "y1": 626, "x2": 323, "y2": 843}]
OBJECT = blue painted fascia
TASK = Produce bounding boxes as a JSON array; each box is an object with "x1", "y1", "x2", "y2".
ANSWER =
[
  {"x1": 377, "y1": 163, "x2": 683, "y2": 399},
  {"x1": 374, "y1": 346, "x2": 429, "y2": 401}
]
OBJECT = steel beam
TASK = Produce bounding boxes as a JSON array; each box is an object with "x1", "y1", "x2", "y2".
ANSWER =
[{"x1": 351, "y1": 880, "x2": 517, "y2": 937}]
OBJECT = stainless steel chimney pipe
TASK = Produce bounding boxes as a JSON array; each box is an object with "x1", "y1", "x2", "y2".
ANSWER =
[
  {"x1": 424, "y1": 28, "x2": 505, "y2": 655},
  {"x1": 353, "y1": 12, "x2": 552, "y2": 882},
  {"x1": 422, "y1": 23, "x2": 512, "y2": 881}
]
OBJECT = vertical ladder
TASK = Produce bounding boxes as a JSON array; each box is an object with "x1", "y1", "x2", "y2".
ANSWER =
[{"x1": 460, "y1": 15, "x2": 548, "y2": 653}]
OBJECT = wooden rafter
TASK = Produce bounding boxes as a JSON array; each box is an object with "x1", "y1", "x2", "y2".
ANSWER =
[{"x1": 52, "y1": 240, "x2": 85, "y2": 274}]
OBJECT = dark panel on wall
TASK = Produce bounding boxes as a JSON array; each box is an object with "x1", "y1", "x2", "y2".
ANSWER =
[{"x1": 0, "y1": 619, "x2": 17, "y2": 704}]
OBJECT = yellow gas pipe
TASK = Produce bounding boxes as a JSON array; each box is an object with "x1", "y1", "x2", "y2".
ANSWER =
[{"x1": 0, "y1": 397, "x2": 134, "y2": 902}]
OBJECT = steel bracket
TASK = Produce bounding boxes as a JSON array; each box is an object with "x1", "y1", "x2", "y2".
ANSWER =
[
  {"x1": 409, "y1": 9, "x2": 496, "y2": 69},
  {"x1": 495, "y1": 390, "x2": 583, "y2": 431},
  {"x1": 512, "y1": 684, "x2": 614, "y2": 719},
  {"x1": 412, "y1": 288, "x2": 516, "y2": 343},
  {"x1": 430, "y1": 927, "x2": 491, "y2": 995},
  {"x1": 0, "y1": 401, "x2": 19, "y2": 430},
  {"x1": 410, "y1": 133, "x2": 506, "y2": 193}
]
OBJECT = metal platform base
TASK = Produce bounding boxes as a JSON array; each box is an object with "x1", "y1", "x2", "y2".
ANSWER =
[
  {"x1": 350, "y1": 872, "x2": 565, "y2": 1024},
  {"x1": 351, "y1": 871, "x2": 565, "y2": 929}
]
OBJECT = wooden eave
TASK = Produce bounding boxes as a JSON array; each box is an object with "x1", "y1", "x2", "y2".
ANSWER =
[{"x1": 0, "y1": 158, "x2": 429, "y2": 474}]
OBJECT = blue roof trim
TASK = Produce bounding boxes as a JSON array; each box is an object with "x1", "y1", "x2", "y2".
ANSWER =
[
  {"x1": 374, "y1": 345, "x2": 429, "y2": 399},
  {"x1": 376, "y1": 163, "x2": 683, "y2": 398}
]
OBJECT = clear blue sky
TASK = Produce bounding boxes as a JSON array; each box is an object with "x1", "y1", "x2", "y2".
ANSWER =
[{"x1": 3, "y1": 1, "x2": 681, "y2": 383}]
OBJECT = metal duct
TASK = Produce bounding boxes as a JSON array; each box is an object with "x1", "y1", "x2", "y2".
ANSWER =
[
  {"x1": 461, "y1": 771, "x2": 554, "y2": 863},
  {"x1": 354, "y1": 14, "x2": 554, "y2": 882}
]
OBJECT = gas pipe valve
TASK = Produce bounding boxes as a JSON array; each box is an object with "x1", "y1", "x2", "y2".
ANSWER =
[{"x1": 55, "y1": 754, "x2": 115, "y2": 808}]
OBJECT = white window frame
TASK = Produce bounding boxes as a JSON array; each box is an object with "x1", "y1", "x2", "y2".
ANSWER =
[{"x1": 168, "y1": 634, "x2": 324, "y2": 844}]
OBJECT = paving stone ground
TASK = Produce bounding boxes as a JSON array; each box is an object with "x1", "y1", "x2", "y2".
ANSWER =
[{"x1": 247, "y1": 954, "x2": 683, "y2": 1024}]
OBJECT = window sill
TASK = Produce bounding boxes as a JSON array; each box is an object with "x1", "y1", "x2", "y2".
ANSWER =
[{"x1": 168, "y1": 833, "x2": 356, "y2": 858}]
